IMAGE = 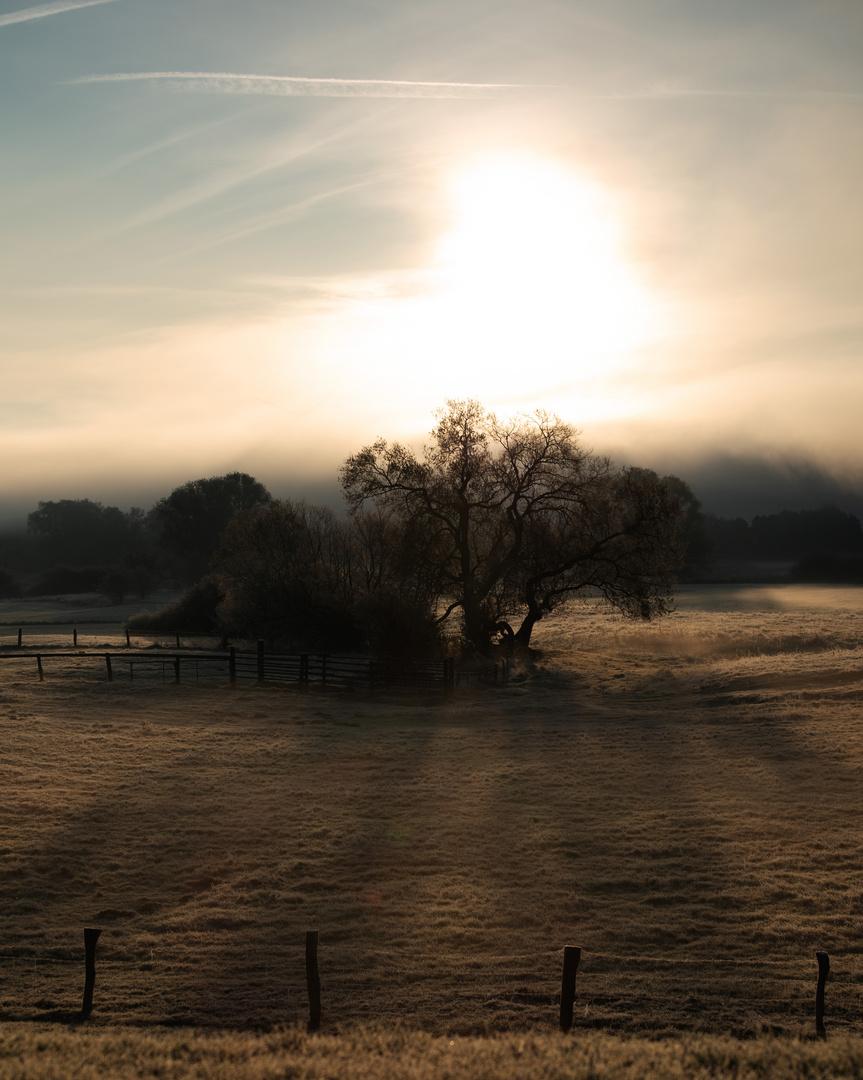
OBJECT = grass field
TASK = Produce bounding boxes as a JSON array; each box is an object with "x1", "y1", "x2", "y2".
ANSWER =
[{"x1": 2, "y1": 584, "x2": 863, "y2": 1076}]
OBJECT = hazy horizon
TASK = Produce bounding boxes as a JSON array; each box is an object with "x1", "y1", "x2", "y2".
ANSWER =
[
  {"x1": 3, "y1": 0, "x2": 862, "y2": 522},
  {"x1": 2, "y1": 447, "x2": 863, "y2": 534}
]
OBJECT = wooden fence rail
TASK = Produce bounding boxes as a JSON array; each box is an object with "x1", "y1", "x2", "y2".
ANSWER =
[{"x1": 0, "y1": 646, "x2": 504, "y2": 694}]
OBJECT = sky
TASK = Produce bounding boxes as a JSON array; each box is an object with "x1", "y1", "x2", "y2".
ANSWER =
[{"x1": 2, "y1": 0, "x2": 863, "y2": 526}]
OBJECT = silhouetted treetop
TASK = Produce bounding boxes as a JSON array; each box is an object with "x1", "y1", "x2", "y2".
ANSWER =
[
  {"x1": 341, "y1": 399, "x2": 685, "y2": 653},
  {"x1": 27, "y1": 498, "x2": 145, "y2": 566},
  {"x1": 152, "y1": 472, "x2": 272, "y2": 580}
]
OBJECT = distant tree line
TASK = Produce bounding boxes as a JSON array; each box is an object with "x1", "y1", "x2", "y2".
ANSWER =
[
  {"x1": 3, "y1": 402, "x2": 862, "y2": 652},
  {"x1": 705, "y1": 507, "x2": 863, "y2": 580},
  {"x1": 0, "y1": 472, "x2": 271, "y2": 603}
]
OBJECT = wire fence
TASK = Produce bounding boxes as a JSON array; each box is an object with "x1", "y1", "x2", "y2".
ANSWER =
[{"x1": 0, "y1": 931, "x2": 836, "y2": 1036}]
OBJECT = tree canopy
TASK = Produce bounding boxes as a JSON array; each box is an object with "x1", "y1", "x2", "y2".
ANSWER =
[
  {"x1": 341, "y1": 400, "x2": 684, "y2": 652},
  {"x1": 151, "y1": 472, "x2": 272, "y2": 580},
  {"x1": 27, "y1": 499, "x2": 146, "y2": 566},
  {"x1": 214, "y1": 499, "x2": 440, "y2": 653}
]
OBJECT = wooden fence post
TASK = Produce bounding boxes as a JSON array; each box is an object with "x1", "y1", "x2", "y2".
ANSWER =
[
  {"x1": 300, "y1": 654, "x2": 309, "y2": 691},
  {"x1": 560, "y1": 945, "x2": 581, "y2": 1032},
  {"x1": 17, "y1": 628, "x2": 22, "y2": 647},
  {"x1": 81, "y1": 927, "x2": 101, "y2": 1019},
  {"x1": 229, "y1": 646, "x2": 236, "y2": 686},
  {"x1": 36, "y1": 655, "x2": 43, "y2": 681},
  {"x1": 104, "y1": 655, "x2": 113, "y2": 682},
  {"x1": 175, "y1": 631, "x2": 181, "y2": 650},
  {"x1": 125, "y1": 629, "x2": 131, "y2": 647},
  {"x1": 816, "y1": 950, "x2": 829, "y2": 1038},
  {"x1": 73, "y1": 629, "x2": 77, "y2": 647},
  {"x1": 306, "y1": 930, "x2": 321, "y2": 1031},
  {"x1": 257, "y1": 640, "x2": 265, "y2": 684}
]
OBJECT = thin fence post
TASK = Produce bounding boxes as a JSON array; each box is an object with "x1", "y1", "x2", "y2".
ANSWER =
[
  {"x1": 257, "y1": 640, "x2": 265, "y2": 684},
  {"x1": 17, "y1": 628, "x2": 22, "y2": 647},
  {"x1": 104, "y1": 655, "x2": 113, "y2": 682},
  {"x1": 306, "y1": 930, "x2": 321, "y2": 1031},
  {"x1": 816, "y1": 950, "x2": 829, "y2": 1038},
  {"x1": 125, "y1": 629, "x2": 131, "y2": 647},
  {"x1": 560, "y1": 945, "x2": 581, "y2": 1032},
  {"x1": 73, "y1": 629, "x2": 77, "y2": 647},
  {"x1": 36, "y1": 655, "x2": 43, "y2": 681},
  {"x1": 229, "y1": 646, "x2": 236, "y2": 686},
  {"x1": 175, "y1": 631, "x2": 181, "y2": 650},
  {"x1": 81, "y1": 927, "x2": 101, "y2": 1019}
]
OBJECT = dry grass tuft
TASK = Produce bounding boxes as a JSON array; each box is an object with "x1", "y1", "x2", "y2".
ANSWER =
[{"x1": 4, "y1": 1025, "x2": 863, "y2": 1079}]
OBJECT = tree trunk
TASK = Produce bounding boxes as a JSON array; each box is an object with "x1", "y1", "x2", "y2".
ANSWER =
[{"x1": 513, "y1": 608, "x2": 542, "y2": 649}]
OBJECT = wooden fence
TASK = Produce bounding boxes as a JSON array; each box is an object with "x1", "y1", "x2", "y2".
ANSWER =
[{"x1": 0, "y1": 643, "x2": 506, "y2": 695}]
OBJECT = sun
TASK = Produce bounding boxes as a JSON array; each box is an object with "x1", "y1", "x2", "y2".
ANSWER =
[
  {"x1": 291, "y1": 151, "x2": 666, "y2": 434},
  {"x1": 432, "y1": 153, "x2": 659, "y2": 381}
]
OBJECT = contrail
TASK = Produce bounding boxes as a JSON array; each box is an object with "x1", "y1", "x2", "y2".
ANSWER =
[
  {"x1": 0, "y1": 0, "x2": 118, "y2": 27},
  {"x1": 67, "y1": 71, "x2": 863, "y2": 102},
  {"x1": 638, "y1": 82, "x2": 863, "y2": 100},
  {"x1": 68, "y1": 71, "x2": 540, "y2": 99}
]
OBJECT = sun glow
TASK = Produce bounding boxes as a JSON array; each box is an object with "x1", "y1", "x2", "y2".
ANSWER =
[
  {"x1": 286, "y1": 152, "x2": 667, "y2": 436},
  {"x1": 426, "y1": 153, "x2": 662, "y2": 389}
]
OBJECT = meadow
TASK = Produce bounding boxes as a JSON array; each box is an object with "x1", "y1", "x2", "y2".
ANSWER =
[{"x1": 2, "y1": 584, "x2": 863, "y2": 1077}]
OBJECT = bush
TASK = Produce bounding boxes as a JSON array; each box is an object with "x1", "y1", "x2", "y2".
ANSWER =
[
  {"x1": 352, "y1": 590, "x2": 442, "y2": 656},
  {"x1": 26, "y1": 565, "x2": 105, "y2": 596},
  {"x1": 0, "y1": 567, "x2": 19, "y2": 599},
  {"x1": 127, "y1": 578, "x2": 224, "y2": 634},
  {"x1": 99, "y1": 569, "x2": 132, "y2": 605}
]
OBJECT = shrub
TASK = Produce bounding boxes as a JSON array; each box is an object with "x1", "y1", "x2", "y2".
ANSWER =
[
  {"x1": 127, "y1": 578, "x2": 224, "y2": 634},
  {"x1": 26, "y1": 565, "x2": 105, "y2": 596},
  {"x1": 0, "y1": 567, "x2": 19, "y2": 599}
]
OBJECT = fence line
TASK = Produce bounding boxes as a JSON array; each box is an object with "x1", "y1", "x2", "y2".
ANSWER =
[
  {"x1": 0, "y1": 929, "x2": 835, "y2": 1036},
  {"x1": 0, "y1": 644, "x2": 506, "y2": 694}
]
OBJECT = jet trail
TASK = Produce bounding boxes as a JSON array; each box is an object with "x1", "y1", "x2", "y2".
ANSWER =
[
  {"x1": 0, "y1": 0, "x2": 118, "y2": 28},
  {"x1": 68, "y1": 71, "x2": 538, "y2": 99}
]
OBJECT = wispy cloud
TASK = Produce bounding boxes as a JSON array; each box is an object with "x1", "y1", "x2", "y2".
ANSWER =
[
  {"x1": 0, "y1": 0, "x2": 118, "y2": 28},
  {"x1": 638, "y1": 81, "x2": 863, "y2": 100},
  {"x1": 68, "y1": 71, "x2": 538, "y2": 99},
  {"x1": 98, "y1": 108, "x2": 383, "y2": 238}
]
